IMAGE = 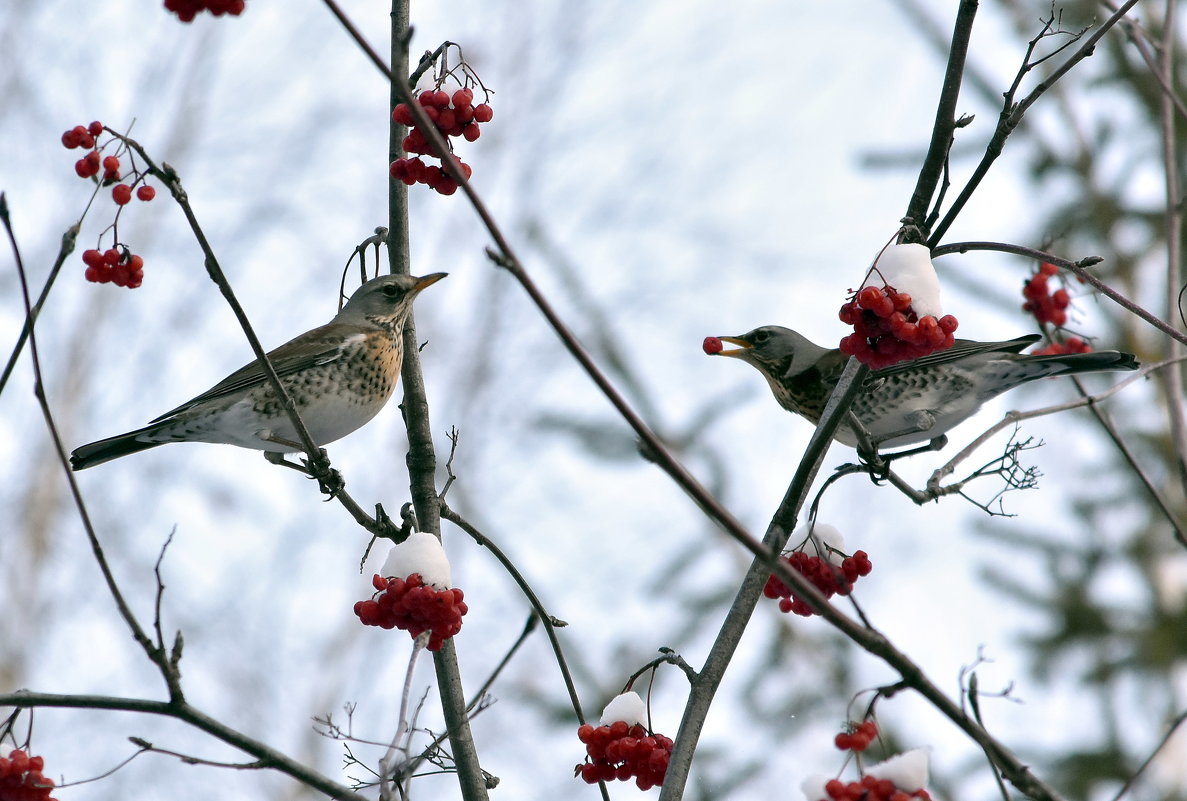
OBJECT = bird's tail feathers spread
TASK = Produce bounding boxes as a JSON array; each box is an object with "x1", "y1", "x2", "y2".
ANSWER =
[{"x1": 70, "y1": 427, "x2": 165, "y2": 470}]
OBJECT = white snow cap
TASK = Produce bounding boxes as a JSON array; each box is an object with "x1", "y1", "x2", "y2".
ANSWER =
[
  {"x1": 800, "y1": 774, "x2": 832, "y2": 801},
  {"x1": 381, "y1": 531, "x2": 452, "y2": 589},
  {"x1": 794, "y1": 521, "x2": 847, "y2": 566},
  {"x1": 600, "y1": 691, "x2": 647, "y2": 726},
  {"x1": 866, "y1": 747, "x2": 931, "y2": 792},
  {"x1": 863, "y1": 243, "x2": 943, "y2": 319}
]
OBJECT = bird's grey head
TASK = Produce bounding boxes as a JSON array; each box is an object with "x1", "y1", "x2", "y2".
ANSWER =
[
  {"x1": 339, "y1": 272, "x2": 447, "y2": 329},
  {"x1": 711, "y1": 325, "x2": 830, "y2": 380}
]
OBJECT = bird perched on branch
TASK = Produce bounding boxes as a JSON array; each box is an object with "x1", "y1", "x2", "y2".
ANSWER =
[
  {"x1": 707, "y1": 326, "x2": 1138, "y2": 450},
  {"x1": 70, "y1": 272, "x2": 446, "y2": 470}
]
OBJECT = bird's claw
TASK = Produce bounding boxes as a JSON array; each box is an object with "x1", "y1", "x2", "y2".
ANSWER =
[{"x1": 302, "y1": 449, "x2": 344, "y2": 499}]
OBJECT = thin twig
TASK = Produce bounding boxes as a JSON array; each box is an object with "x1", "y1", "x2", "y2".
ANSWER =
[
  {"x1": 932, "y1": 240, "x2": 1187, "y2": 346},
  {"x1": 1, "y1": 193, "x2": 181, "y2": 698},
  {"x1": 0, "y1": 691, "x2": 365, "y2": 801},
  {"x1": 929, "y1": 1, "x2": 1142, "y2": 246}
]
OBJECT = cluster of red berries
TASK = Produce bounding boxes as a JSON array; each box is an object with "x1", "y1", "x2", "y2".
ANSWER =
[
  {"x1": 763, "y1": 550, "x2": 872, "y2": 617},
  {"x1": 839, "y1": 285, "x2": 959, "y2": 369},
  {"x1": 354, "y1": 573, "x2": 467, "y2": 651},
  {"x1": 81, "y1": 248, "x2": 145, "y2": 288},
  {"x1": 834, "y1": 719, "x2": 878, "y2": 751},
  {"x1": 575, "y1": 721, "x2": 673, "y2": 791},
  {"x1": 0, "y1": 749, "x2": 58, "y2": 801},
  {"x1": 1022, "y1": 263, "x2": 1072, "y2": 327},
  {"x1": 816, "y1": 776, "x2": 931, "y2": 801},
  {"x1": 1032, "y1": 336, "x2": 1091, "y2": 356},
  {"x1": 61, "y1": 121, "x2": 108, "y2": 179},
  {"x1": 62, "y1": 120, "x2": 158, "y2": 289},
  {"x1": 390, "y1": 88, "x2": 493, "y2": 195},
  {"x1": 164, "y1": 0, "x2": 245, "y2": 22}
]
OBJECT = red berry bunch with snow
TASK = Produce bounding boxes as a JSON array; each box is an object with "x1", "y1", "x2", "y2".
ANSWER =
[
  {"x1": 354, "y1": 573, "x2": 467, "y2": 651},
  {"x1": 1022, "y1": 262, "x2": 1072, "y2": 328},
  {"x1": 764, "y1": 549, "x2": 872, "y2": 617},
  {"x1": 575, "y1": 693, "x2": 672, "y2": 791},
  {"x1": 839, "y1": 243, "x2": 959, "y2": 369},
  {"x1": 834, "y1": 719, "x2": 878, "y2": 751},
  {"x1": 804, "y1": 747, "x2": 932, "y2": 801},
  {"x1": 163, "y1": 0, "x2": 245, "y2": 22},
  {"x1": 62, "y1": 121, "x2": 158, "y2": 289},
  {"x1": 0, "y1": 748, "x2": 58, "y2": 801},
  {"x1": 763, "y1": 523, "x2": 871, "y2": 618},
  {"x1": 354, "y1": 531, "x2": 467, "y2": 651},
  {"x1": 390, "y1": 86, "x2": 493, "y2": 195}
]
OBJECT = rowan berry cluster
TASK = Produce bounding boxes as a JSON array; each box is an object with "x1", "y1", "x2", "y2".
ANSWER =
[
  {"x1": 575, "y1": 721, "x2": 673, "y2": 791},
  {"x1": 62, "y1": 120, "x2": 158, "y2": 289},
  {"x1": 163, "y1": 0, "x2": 245, "y2": 22},
  {"x1": 390, "y1": 87, "x2": 493, "y2": 195},
  {"x1": 763, "y1": 550, "x2": 872, "y2": 617},
  {"x1": 839, "y1": 285, "x2": 958, "y2": 369},
  {"x1": 815, "y1": 776, "x2": 931, "y2": 801},
  {"x1": 1022, "y1": 262, "x2": 1073, "y2": 328},
  {"x1": 0, "y1": 748, "x2": 58, "y2": 801},
  {"x1": 354, "y1": 572, "x2": 467, "y2": 651},
  {"x1": 834, "y1": 719, "x2": 878, "y2": 751},
  {"x1": 81, "y1": 248, "x2": 145, "y2": 288}
]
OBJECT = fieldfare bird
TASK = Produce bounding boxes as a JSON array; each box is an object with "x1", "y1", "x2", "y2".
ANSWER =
[
  {"x1": 70, "y1": 272, "x2": 446, "y2": 470},
  {"x1": 710, "y1": 326, "x2": 1138, "y2": 450}
]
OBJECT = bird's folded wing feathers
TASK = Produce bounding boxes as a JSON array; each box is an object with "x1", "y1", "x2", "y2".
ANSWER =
[
  {"x1": 150, "y1": 323, "x2": 369, "y2": 422},
  {"x1": 871, "y1": 334, "x2": 1040, "y2": 378}
]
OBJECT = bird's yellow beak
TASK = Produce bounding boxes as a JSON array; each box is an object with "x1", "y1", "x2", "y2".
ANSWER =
[
  {"x1": 413, "y1": 272, "x2": 448, "y2": 291},
  {"x1": 714, "y1": 335, "x2": 753, "y2": 358}
]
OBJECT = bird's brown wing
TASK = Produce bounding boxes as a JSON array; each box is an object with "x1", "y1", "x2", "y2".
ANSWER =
[
  {"x1": 871, "y1": 334, "x2": 1039, "y2": 379},
  {"x1": 150, "y1": 323, "x2": 370, "y2": 422}
]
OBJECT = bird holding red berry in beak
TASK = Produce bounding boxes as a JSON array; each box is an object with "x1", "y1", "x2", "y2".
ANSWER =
[{"x1": 704, "y1": 327, "x2": 1138, "y2": 450}]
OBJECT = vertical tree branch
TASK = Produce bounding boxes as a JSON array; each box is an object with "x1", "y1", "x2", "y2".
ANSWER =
[
  {"x1": 386, "y1": 4, "x2": 487, "y2": 799},
  {"x1": 902, "y1": 0, "x2": 978, "y2": 235},
  {"x1": 1155, "y1": 0, "x2": 1187, "y2": 491}
]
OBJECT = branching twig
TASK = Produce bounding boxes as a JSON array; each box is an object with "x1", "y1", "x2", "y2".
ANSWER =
[
  {"x1": 0, "y1": 691, "x2": 365, "y2": 801},
  {"x1": 932, "y1": 240, "x2": 1187, "y2": 346}
]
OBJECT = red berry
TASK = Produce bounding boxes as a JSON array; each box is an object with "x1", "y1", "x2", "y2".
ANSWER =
[
  {"x1": 834, "y1": 732, "x2": 852, "y2": 750},
  {"x1": 436, "y1": 109, "x2": 456, "y2": 131},
  {"x1": 392, "y1": 103, "x2": 415, "y2": 125},
  {"x1": 88, "y1": 120, "x2": 104, "y2": 136},
  {"x1": 418, "y1": 90, "x2": 439, "y2": 106},
  {"x1": 137, "y1": 185, "x2": 156, "y2": 201},
  {"x1": 856, "y1": 285, "x2": 882, "y2": 309},
  {"x1": 452, "y1": 88, "x2": 474, "y2": 107},
  {"x1": 702, "y1": 336, "x2": 723, "y2": 354},
  {"x1": 112, "y1": 184, "x2": 133, "y2": 205},
  {"x1": 61, "y1": 127, "x2": 84, "y2": 149},
  {"x1": 1040, "y1": 262, "x2": 1059, "y2": 276},
  {"x1": 462, "y1": 122, "x2": 481, "y2": 142},
  {"x1": 102, "y1": 155, "x2": 120, "y2": 172},
  {"x1": 473, "y1": 103, "x2": 493, "y2": 123}
]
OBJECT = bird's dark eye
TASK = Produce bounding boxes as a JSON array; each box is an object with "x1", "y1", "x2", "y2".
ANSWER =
[
  {"x1": 752, "y1": 330, "x2": 769, "y2": 344},
  {"x1": 381, "y1": 284, "x2": 402, "y2": 298}
]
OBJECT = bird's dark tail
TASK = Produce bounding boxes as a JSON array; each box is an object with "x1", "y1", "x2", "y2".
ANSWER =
[
  {"x1": 70, "y1": 428, "x2": 164, "y2": 470},
  {"x1": 1033, "y1": 349, "x2": 1140, "y2": 376}
]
